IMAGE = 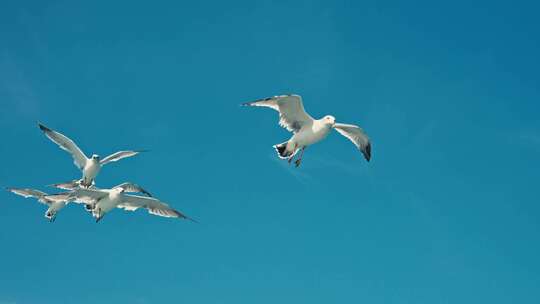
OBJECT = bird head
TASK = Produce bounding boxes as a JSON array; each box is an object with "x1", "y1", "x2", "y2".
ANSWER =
[
  {"x1": 45, "y1": 210, "x2": 57, "y2": 222},
  {"x1": 113, "y1": 186, "x2": 125, "y2": 194},
  {"x1": 91, "y1": 154, "x2": 100, "y2": 161},
  {"x1": 323, "y1": 115, "x2": 336, "y2": 126}
]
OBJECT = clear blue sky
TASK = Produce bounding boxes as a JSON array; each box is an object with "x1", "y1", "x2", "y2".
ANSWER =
[{"x1": 1, "y1": 1, "x2": 539, "y2": 303}]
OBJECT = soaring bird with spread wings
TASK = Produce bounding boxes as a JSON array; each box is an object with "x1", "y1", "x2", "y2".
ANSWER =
[
  {"x1": 38, "y1": 123, "x2": 146, "y2": 187},
  {"x1": 45, "y1": 183, "x2": 194, "y2": 223},
  {"x1": 242, "y1": 94, "x2": 371, "y2": 167}
]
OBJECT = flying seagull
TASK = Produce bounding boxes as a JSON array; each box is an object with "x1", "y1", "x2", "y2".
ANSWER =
[
  {"x1": 6, "y1": 188, "x2": 72, "y2": 222},
  {"x1": 48, "y1": 182, "x2": 153, "y2": 215},
  {"x1": 242, "y1": 94, "x2": 371, "y2": 167},
  {"x1": 38, "y1": 123, "x2": 146, "y2": 187},
  {"x1": 46, "y1": 183, "x2": 195, "y2": 223}
]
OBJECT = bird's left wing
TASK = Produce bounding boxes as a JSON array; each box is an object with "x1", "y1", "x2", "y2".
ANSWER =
[
  {"x1": 49, "y1": 179, "x2": 82, "y2": 191},
  {"x1": 113, "y1": 182, "x2": 152, "y2": 197},
  {"x1": 333, "y1": 123, "x2": 372, "y2": 161},
  {"x1": 118, "y1": 195, "x2": 194, "y2": 221},
  {"x1": 100, "y1": 150, "x2": 145, "y2": 165},
  {"x1": 7, "y1": 188, "x2": 47, "y2": 201}
]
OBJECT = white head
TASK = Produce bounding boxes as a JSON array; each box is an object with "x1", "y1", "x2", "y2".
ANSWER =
[
  {"x1": 91, "y1": 154, "x2": 100, "y2": 161},
  {"x1": 45, "y1": 209, "x2": 57, "y2": 222},
  {"x1": 112, "y1": 186, "x2": 125, "y2": 194},
  {"x1": 322, "y1": 115, "x2": 336, "y2": 126}
]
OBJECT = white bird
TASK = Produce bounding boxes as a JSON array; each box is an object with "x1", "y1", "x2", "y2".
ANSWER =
[
  {"x1": 47, "y1": 183, "x2": 194, "y2": 223},
  {"x1": 6, "y1": 188, "x2": 72, "y2": 222},
  {"x1": 242, "y1": 94, "x2": 371, "y2": 167},
  {"x1": 38, "y1": 123, "x2": 146, "y2": 187}
]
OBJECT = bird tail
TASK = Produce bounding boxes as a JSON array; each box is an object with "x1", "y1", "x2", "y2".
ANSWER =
[{"x1": 273, "y1": 141, "x2": 297, "y2": 159}]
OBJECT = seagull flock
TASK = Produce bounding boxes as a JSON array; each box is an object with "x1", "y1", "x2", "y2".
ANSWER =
[{"x1": 7, "y1": 94, "x2": 371, "y2": 223}]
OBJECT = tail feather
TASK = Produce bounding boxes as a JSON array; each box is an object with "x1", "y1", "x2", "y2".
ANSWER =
[{"x1": 273, "y1": 141, "x2": 297, "y2": 159}]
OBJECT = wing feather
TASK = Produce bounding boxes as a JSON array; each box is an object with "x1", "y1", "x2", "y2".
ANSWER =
[
  {"x1": 38, "y1": 123, "x2": 88, "y2": 170},
  {"x1": 113, "y1": 182, "x2": 152, "y2": 197},
  {"x1": 118, "y1": 194, "x2": 194, "y2": 220},
  {"x1": 100, "y1": 150, "x2": 145, "y2": 165},
  {"x1": 334, "y1": 123, "x2": 372, "y2": 161},
  {"x1": 242, "y1": 94, "x2": 314, "y2": 133}
]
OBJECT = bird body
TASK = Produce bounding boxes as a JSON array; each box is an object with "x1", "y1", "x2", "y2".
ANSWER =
[
  {"x1": 82, "y1": 157, "x2": 101, "y2": 187},
  {"x1": 94, "y1": 188, "x2": 123, "y2": 218},
  {"x1": 290, "y1": 117, "x2": 334, "y2": 149}
]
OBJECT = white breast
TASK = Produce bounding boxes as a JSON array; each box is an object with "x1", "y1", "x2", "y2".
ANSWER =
[{"x1": 292, "y1": 121, "x2": 332, "y2": 147}]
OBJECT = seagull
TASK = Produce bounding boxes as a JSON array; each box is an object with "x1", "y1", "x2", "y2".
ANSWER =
[
  {"x1": 242, "y1": 94, "x2": 371, "y2": 167},
  {"x1": 47, "y1": 182, "x2": 154, "y2": 214},
  {"x1": 46, "y1": 183, "x2": 195, "y2": 223},
  {"x1": 6, "y1": 188, "x2": 72, "y2": 222},
  {"x1": 38, "y1": 123, "x2": 146, "y2": 187}
]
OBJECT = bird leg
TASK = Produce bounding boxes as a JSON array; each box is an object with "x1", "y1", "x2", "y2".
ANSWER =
[
  {"x1": 294, "y1": 147, "x2": 306, "y2": 167},
  {"x1": 287, "y1": 144, "x2": 298, "y2": 165},
  {"x1": 95, "y1": 208, "x2": 102, "y2": 223},
  {"x1": 288, "y1": 153, "x2": 295, "y2": 164}
]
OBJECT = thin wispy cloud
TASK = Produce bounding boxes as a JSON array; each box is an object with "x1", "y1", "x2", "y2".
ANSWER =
[
  {"x1": 0, "y1": 51, "x2": 40, "y2": 119},
  {"x1": 269, "y1": 153, "x2": 315, "y2": 186}
]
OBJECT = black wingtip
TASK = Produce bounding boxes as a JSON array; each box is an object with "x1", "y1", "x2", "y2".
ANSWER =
[
  {"x1": 364, "y1": 143, "x2": 372, "y2": 162},
  {"x1": 38, "y1": 122, "x2": 51, "y2": 132},
  {"x1": 177, "y1": 211, "x2": 198, "y2": 223},
  {"x1": 240, "y1": 102, "x2": 252, "y2": 107}
]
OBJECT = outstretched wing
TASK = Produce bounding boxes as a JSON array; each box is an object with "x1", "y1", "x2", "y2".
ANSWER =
[
  {"x1": 49, "y1": 179, "x2": 82, "y2": 191},
  {"x1": 38, "y1": 123, "x2": 88, "y2": 170},
  {"x1": 333, "y1": 123, "x2": 371, "y2": 161},
  {"x1": 118, "y1": 194, "x2": 195, "y2": 221},
  {"x1": 66, "y1": 188, "x2": 109, "y2": 204},
  {"x1": 242, "y1": 94, "x2": 314, "y2": 133},
  {"x1": 100, "y1": 150, "x2": 145, "y2": 166},
  {"x1": 7, "y1": 188, "x2": 47, "y2": 200},
  {"x1": 113, "y1": 182, "x2": 152, "y2": 197}
]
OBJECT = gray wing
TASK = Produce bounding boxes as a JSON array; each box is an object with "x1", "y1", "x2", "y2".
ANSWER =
[
  {"x1": 41, "y1": 192, "x2": 74, "y2": 203},
  {"x1": 100, "y1": 150, "x2": 145, "y2": 166},
  {"x1": 113, "y1": 182, "x2": 152, "y2": 197},
  {"x1": 49, "y1": 179, "x2": 82, "y2": 191},
  {"x1": 333, "y1": 123, "x2": 372, "y2": 161},
  {"x1": 7, "y1": 188, "x2": 47, "y2": 199},
  {"x1": 118, "y1": 195, "x2": 194, "y2": 221},
  {"x1": 242, "y1": 94, "x2": 314, "y2": 133},
  {"x1": 38, "y1": 123, "x2": 88, "y2": 170}
]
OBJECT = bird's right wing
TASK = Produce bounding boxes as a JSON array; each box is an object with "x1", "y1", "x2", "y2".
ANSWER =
[
  {"x1": 38, "y1": 123, "x2": 88, "y2": 170},
  {"x1": 118, "y1": 195, "x2": 194, "y2": 221},
  {"x1": 242, "y1": 94, "x2": 314, "y2": 133}
]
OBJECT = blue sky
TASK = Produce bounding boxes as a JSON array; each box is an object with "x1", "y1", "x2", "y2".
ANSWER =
[{"x1": 1, "y1": 0, "x2": 539, "y2": 303}]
